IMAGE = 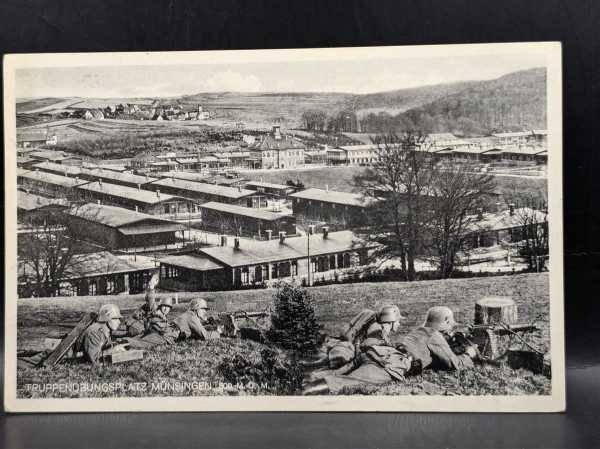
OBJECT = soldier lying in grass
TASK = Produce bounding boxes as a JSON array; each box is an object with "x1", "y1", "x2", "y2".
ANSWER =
[
  {"x1": 303, "y1": 305, "x2": 415, "y2": 395},
  {"x1": 126, "y1": 297, "x2": 223, "y2": 349},
  {"x1": 120, "y1": 272, "x2": 159, "y2": 337},
  {"x1": 400, "y1": 306, "x2": 478, "y2": 371},
  {"x1": 17, "y1": 304, "x2": 124, "y2": 368}
]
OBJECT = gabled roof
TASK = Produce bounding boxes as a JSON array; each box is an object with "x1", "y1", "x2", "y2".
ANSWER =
[
  {"x1": 77, "y1": 181, "x2": 183, "y2": 205},
  {"x1": 90, "y1": 168, "x2": 158, "y2": 185},
  {"x1": 17, "y1": 131, "x2": 47, "y2": 142},
  {"x1": 29, "y1": 150, "x2": 76, "y2": 161},
  {"x1": 492, "y1": 131, "x2": 534, "y2": 138},
  {"x1": 199, "y1": 230, "x2": 368, "y2": 267},
  {"x1": 427, "y1": 133, "x2": 457, "y2": 141},
  {"x1": 245, "y1": 180, "x2": 294, "y2": 191},
  {"x1": 150, "y1": 178, "x2": 255, "y2": 199},
  {"x1": 18, "y1": 170, "x2": 89, "y2": 188},
  {"x1": 466, "y1": 207, "x2": 547, "y2": 233},
  {"x1": 33, "y1": 161, "x2": 84, "y2": 176},
  {"x1": 17, "y1": 191, "x2": 68, "y2": 211},
  {"x1": 160, "y1": 254, "x2": 224, "y2": 271},
  {"x1": 66, "y1": 202, "x2": 182, "y2": 229},
  {"x1": 289, "y1": 188, "x2": 366, "y2": 207},
  {"x1": 19, "y1": 251, "x2": 152, "y2": 282},
  {"x1": 199, "y1": 201, "x2": 292, "y2": 221},
  {"x1": 250, "y1": 134, "x2": 304, "y2": 151}
]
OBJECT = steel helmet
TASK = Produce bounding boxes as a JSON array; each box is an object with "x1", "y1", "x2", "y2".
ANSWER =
[
  {"x1": 190, "y1": 298, "x2": 209, "y2": 311},
  {"x1": 158, "y1": 297, "x2": 174, "y2": 309},
  {"x1": 424, "y1": 306, "x2": 457, "y2": 332},
  {"x1": 378, "y1": 305, "x2": 405, "y2": 323},
  {"x1": 97, "y1": 304, "x2": 123, "y2": 323}
]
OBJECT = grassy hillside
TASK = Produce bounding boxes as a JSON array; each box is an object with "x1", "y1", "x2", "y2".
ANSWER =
[{"x1": 16, "y1": 274, "x2": 550, "y2": 397}]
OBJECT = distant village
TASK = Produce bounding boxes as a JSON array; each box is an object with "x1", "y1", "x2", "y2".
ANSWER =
[{"x1": 33, "y1": 99, "x2": 211, "y2": 121}]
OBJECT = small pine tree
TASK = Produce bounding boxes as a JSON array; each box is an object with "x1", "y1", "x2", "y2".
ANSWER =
[{"x1": 267, "y1": 282, "x2": 321, "y2": 355}]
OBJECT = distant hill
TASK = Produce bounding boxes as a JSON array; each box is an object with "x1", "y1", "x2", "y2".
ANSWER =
[
  {"x1": 381, "y1": 68, "x2": 547, "y2": 135},
  {"x1": 15, "y1": 68, "x2": 546, "y2": 136}
]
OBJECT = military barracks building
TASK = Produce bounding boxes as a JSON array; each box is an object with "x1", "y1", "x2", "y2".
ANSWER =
[
  {"x1": 18, "y1": 168, "x2": 89, "y2": 198},
  {"x1": 247, "y1": 126, "x2": 305, "y2": 169},
  {"x1": 198, "y1": 201, "x2": 296, "y2": 238},
  {"x1": 18, "y1": 251, "x2": 154, "y2": 298},
  {"x1": 17, "y1": 191, "x2": 68, "y2": 224},
  {"x1": 159, "y1": 230, "x2": 373, "y2": 291},
  {"x1": 289, "y1": 187, "x2": 370, "y2": 229},
  {"x1": 76, "y1": 180, "x2": 192, "y2": 216},
  {"x1": 244, "y1": 180, "x2": 296, "y2": 198},
  {"x1": 65, "y1": 203, "x2": 185, "y2": 251},
  {"x1": 146, "y1": 177, "x2": 266, "y2": 208}
]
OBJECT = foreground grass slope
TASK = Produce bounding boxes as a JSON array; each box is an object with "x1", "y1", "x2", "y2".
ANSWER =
[{"x1": 17, "y1": 273, "x2": 551, "y2": 397}]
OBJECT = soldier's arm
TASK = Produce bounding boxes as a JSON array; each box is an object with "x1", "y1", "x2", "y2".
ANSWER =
[
  {"x1": 190, "y1": 316, "x2": 220, "y2": 340},
  {"x1": 427, "y1": 331, "x2": 474, "y2": 371}
]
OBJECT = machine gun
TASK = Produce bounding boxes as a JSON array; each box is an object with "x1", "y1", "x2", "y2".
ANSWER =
[
  {"x1": 207, "y1": 310, "x2": 271, "y2": 341},
  {"x1": 447, "y1": 321, "x2": 547, "y2": 374}
]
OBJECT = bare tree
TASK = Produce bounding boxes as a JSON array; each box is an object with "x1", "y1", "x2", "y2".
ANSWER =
[
  {"x1": 354, "y1": 131, "x2": 435, "y2": 280},
  {"x1": 18, "y1": 207, "x2": 86, "y2": 297},
  {"x1": 426, "y1": 164, "x2": 497, "y2": 278}
]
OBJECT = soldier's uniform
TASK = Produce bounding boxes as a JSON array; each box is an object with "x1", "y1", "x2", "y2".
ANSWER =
[
  {"x1": 401, "y1": 326, "x2": 473, "y2": 371},
  {"x1": 126, "y1": 298, "x2": 182, "y2": 348},
  {"x1": 304, "y1": 305, "x2": 412, "y2": 395},
  {"x1": 174, "y1": 310, "x2": 220, "y2": 340},
  {"x1": 400, "y1": 307, "x2": 475, "y2": 371},
  {"x1": 74, "y1": 321, "x2": 112, "y2": 364},
  {"x1": 122, "y1": 289, "x2": 156, "y2": 337}
]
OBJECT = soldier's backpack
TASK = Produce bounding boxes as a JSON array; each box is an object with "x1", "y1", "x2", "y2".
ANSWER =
[
  {"x1": 323, "y1": 309, "x2": 378, "y2": 369},
  {"x1": 341, "y1": 309, "x2": 377, "y2": 343}
]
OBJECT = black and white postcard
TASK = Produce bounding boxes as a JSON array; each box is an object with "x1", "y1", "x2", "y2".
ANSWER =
[{"x1": 3, "y1": 42, "x2": 564, "y2": 412}]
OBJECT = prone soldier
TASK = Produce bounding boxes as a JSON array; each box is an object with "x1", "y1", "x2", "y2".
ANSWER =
[
  {"x1": 17, "y1": 304, "x2": 124, "y2": 368},
  {"x1": 400, "y1": 306, "x2": 478, "y2": 372}
]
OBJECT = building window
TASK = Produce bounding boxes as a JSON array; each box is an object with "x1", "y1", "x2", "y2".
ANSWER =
[
  {"x1": 291, "y1": 260, "x2": 298, "y2": 276},
  {"x1": 337, "y1": 253, "x2": 344, "y2": 268},
  {"x1": 310, "y1": 258, "x2": 317, "y2": 273},
  {"x1": 271, "y1": 264, "x2": 279, "y2": 279},
  {"x1": 255, "y1": 265, "x2": 263, "y2": 282},
  {"x1": 241, "y1": 267, "x2": 249, "y2": 285},
  {"x1": 329, "y1": 255, "x2": 336, "y2": 268}
]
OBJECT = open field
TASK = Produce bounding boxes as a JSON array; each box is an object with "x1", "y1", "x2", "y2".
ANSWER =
[
  {"x1": 242, "y1": 165, "x2": 547, "y2": 195},
  {"x1": 16, "y1": 273, "x2": 550, "y2": 397}
]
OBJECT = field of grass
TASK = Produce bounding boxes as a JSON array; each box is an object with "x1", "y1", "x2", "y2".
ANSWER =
[
  {"x1": 243, "y1": 165, "x2": 547, "y2": 196},
  {"x1": 16, "y1": 273, "x2": 551, "y2": 397}
]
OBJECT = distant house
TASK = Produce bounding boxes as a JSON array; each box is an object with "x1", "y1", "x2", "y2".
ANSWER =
[
  {"x1": 65, "y1": 203, "x2": 186, "y2": 250},
  {"x1": 248, "y1": 126, "x2": 305, "y2": 169},
  {"x1": 18, "y1": 251, "x2": 155, "y2": 297}
]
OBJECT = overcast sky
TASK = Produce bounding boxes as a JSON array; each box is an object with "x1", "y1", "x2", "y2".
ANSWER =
[{"x1": 16, "y1": 52, "x2": 546, "y2": 99}]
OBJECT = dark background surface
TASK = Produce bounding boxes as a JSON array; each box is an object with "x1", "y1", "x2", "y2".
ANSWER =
[{"x1": 1, "y1": 0, "x2": 599, "y2": 447}]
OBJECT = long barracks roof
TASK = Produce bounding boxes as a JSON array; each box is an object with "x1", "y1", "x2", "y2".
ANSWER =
[
  {"x1": 77, "y1": 181, "x2": 185, "y2": 205},
  {"x1": 17, "y1": 191, "x2": 68, "y2": 211},
  {"x1": 150, "y1": 178, "x2": 255, "y2": 199},
  {"x1": 17, "y1": 131, "x2": 47, "y2": 142},
  {"x1": 18, "y1": 170, "x2": 90, "y2": 188},
  {"x1": 466, "y1": 207, "x2": 547, "y2": 233},
  {"x1": 199, "y1": 201, "x2": 293, "y2": 221},
  {"x1": 33, "y1": 161, "x2": 84, "y2": 176},
  {"x1": 66, "y1": 202, "x2": 184, "y2": 230},
  {"x1": 19, "y1": 251, "x2": 152, "y2": 282},
  {"x1": 160, "y1": 254, "x2": 224, "y2": 271},
  {"x1": 245, "y1": 180, "x2": 295, "y2": 191},
  {"x1": 29, "y1": 150, "x2": 77, "y2": 161},
  {"x1": 90, "y1": 168, "x2": 159, "y2": 185},
  {"x1": 199, "y1": 230, "x2": 369, "y2": 267},
  {"x1": 289, "y1": 188, "x2": 367, "y2": 207}
]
